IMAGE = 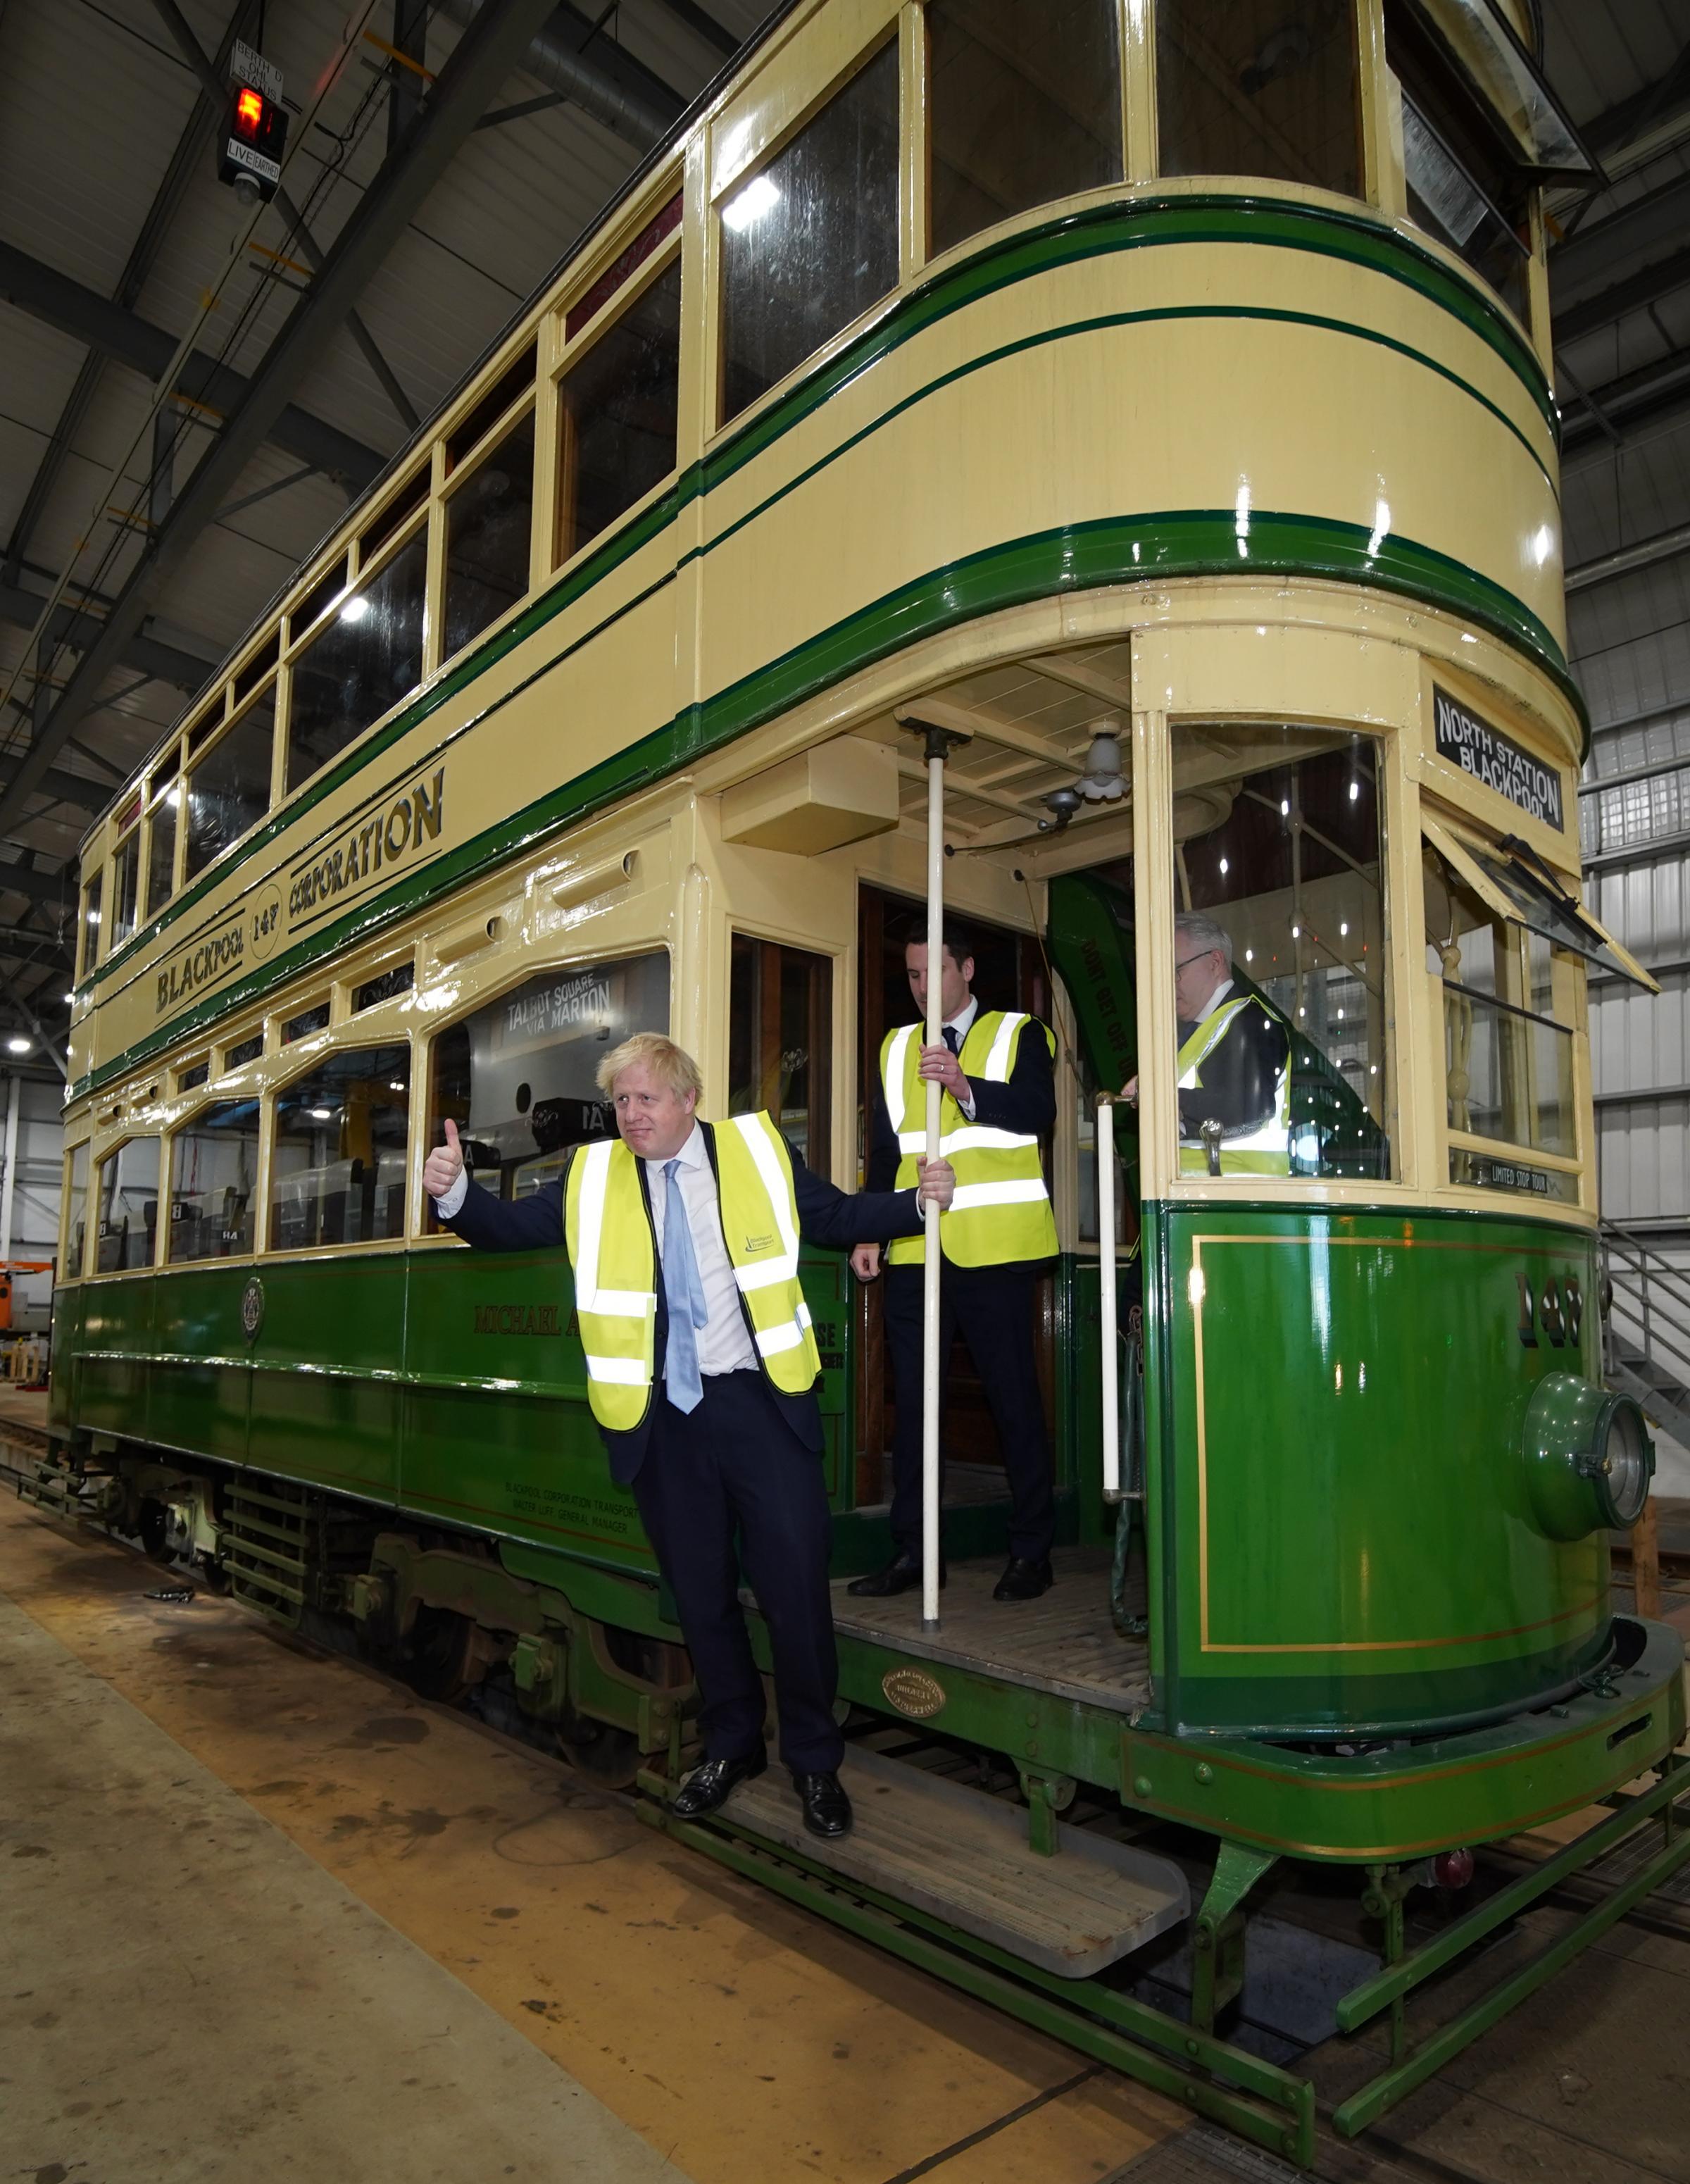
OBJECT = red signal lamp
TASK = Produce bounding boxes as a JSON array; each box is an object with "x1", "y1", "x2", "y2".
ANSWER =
[
  {"x1": 219, "y1": 77, "x2": 289, "y2": 204},
  {"x1": 235, "y1": 86, "x2": 265, "y2": 133}
]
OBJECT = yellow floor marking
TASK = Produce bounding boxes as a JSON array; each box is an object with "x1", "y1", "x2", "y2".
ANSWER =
[{"x1": 0, "y1": 1499, "x2": 1180, "y2": 2183}]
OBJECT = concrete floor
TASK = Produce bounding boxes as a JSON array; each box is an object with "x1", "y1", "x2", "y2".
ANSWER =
[{"x1": 0, "y1": 1496, "x2": 1180, "y2": 2184}]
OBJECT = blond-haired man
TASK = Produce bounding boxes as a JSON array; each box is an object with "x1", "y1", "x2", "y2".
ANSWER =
[{"x1": 425, "y1": 1031, "x2": 953, "y2": 1841}]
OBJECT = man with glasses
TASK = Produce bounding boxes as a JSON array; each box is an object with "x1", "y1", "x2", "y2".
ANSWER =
[{"x1": 1123, "y1": 912, "x2": 1291, "y2": 1176}]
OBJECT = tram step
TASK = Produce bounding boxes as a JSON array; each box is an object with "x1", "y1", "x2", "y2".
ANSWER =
[{"x1": 716, "y1": 1747, "x2": 1189, "y2": 1977}]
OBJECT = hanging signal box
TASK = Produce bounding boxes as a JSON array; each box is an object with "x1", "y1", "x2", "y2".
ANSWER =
[{"x1": 218, "y1": 80, "x2": 288, "y2": 203}]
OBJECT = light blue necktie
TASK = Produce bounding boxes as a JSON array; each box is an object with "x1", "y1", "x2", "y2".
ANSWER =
[{"x1": 659, "y1": 1157, "x2": 709, "y2": 1414}]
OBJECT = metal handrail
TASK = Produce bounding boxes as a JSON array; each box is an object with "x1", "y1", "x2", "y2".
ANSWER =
[{"x1": 1599, "y1": 1218, "x2": 1690, "y2": 1418}]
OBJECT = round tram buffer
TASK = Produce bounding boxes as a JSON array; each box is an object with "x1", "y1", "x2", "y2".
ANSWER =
[{"x1": 1522, "y1": 1374, "x2": 1654, "y2": 1539}]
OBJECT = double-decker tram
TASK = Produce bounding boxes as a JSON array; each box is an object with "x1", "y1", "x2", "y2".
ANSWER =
[{"x1": 39, "y1": 0, "x2": 1690, "y2": 2159}]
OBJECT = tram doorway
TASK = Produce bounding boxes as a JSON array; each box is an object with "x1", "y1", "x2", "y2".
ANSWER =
[{"x1": 852, "y1": 887, "x2": 1058, "y2": 1542}]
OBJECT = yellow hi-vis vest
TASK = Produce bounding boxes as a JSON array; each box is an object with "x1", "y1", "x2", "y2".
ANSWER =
[
  {"x1": 563, "y1": 1114, "x2": 822, "y2": 1433},
  {"x1": 1176, "y1": 994, "x2": 1291, "y2": 1176},
  {"x1": 882, "y1": 1010, "x2": 1058, "y2": 1267}
]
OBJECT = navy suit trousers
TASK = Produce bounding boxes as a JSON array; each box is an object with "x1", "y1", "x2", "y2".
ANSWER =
[{"x1": 630, "y1": 1368, "x2": 841, "y2": 1774}]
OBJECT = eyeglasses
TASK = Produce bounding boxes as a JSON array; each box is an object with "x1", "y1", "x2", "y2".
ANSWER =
[{"x1": 1173, "y1": 951, "x2": 1218, "y2": 973}]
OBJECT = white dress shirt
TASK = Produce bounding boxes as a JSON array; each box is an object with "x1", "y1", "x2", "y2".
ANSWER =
[
  {"x1": 432, "y1": 1123, "x2": 756, "y2": 1376},
  {"x1": 945, "y1": 995, "x2": 979, "y2": 1119}
]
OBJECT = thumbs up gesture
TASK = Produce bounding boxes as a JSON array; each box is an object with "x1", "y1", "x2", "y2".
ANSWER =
[{"x1": 423, "y1": 1116, "x2": 465, "y2": 1201}]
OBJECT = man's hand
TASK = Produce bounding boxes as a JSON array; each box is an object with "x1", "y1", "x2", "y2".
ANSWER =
[
  {"x1": 1120, "y1": 1075, "x2": 1139, "y2": 1105},
  {"x1": 916, "y1": 1041, "x2": 970, "y2": 1104},
  {"x1": 423, "y1": 1116, "x2": 465, "y2": 1201},
  {"x1": 851, "y1": 1243, "x2": 882, "y2": 1281},
  {"x1": 916, "y1": 1154, "x2": 956, "y2": 1211}
]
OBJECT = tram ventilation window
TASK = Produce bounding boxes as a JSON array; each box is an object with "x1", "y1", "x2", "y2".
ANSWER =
[
  {"x1": 729, "y1": 936, "x2": 832, "y2": 1178},
  {"x1": 95, "y1": 1135, "x2": 160, "y2": 1273},
  {"x1": 224, "y1": 1032, "x2": 264, "y2": 1071},
  {"x1": 292, "y1": 555, "x2": 349, "y2": 641},
  {"x1": 177, "y1": 1059, "x2": 210, "y2": 1092},
  {"x1": 286, "y1": 528, "x2": 427, "y2": 792},
  {"x1": 1156, "y1": 0, "x2": 1362, "y2": 199},
  {"x1": 109, "y1": 828, "x2": 140, "y2": 951},
  {"x1": 64, "y1": 1142, "x2": 89, "y2": 1280},
  {"x1": 361, "y1": 466, "x2": 428, "y2": 562},
  {"x1": 78, "y1": 868, "x2": 102, "y2": 980},
  {"x1": 232, "y1": 630, "x2": 279, "y2": 708},
  {"x1": 169, "y1": 1100, "x2": 259, "y2": 1262},
  {"x1": 271, "y1": 1044, "x2": 411, "y2": 1252},
  {"x1": 927, "y1": 0, "x2": 1122, "y2": 258},
  {"x1": 185, "y1": 691, "x2": 276, "y2": 882},
  {"x1": 145, "y1": 778, "x2": 180, "y2": 920},
  {"x1": 353, "y1": 961, "x2": 415, "y2": 1013},
  {"x1": 444, "y1": 408, "x2": 537, "y2": 662},
  {"x1": 718, "y1": 40, "x2": 899, "y2": 425},
  {"x1": 426, "y1": 950, "x2": 669, "y2": 1228},
  {"x1": 556, "y1": 256, "x2": 681, "y2": 568},
  {"x1": 282, "y1": 1001, "x2": 331, "y2": 1044},
  {"x1": 446, "y1": 341, "x2": 537, "y2": 473},
  {"x1": 565, "y1": 193, "x2": 682, "y2": 339},
  {"x1": 1165, "y1": 725, "x2": 1391, "y2": 1180}
]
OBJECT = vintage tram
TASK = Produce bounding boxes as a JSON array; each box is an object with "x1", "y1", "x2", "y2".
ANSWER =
[{"x1": 36, "y1": 0, "x2": 1689, "y2": 2160}]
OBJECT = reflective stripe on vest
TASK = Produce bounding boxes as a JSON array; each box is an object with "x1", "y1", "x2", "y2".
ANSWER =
[
  {"x1": 563, "y1": 1118, "x2": 820, "y2": 1432},
  {"x1": 1176, "y1": 995, "x2": 1291, "y2": 1176},
  {"x1": 883, "y1": 1009, "x2": 1058, "y2": 1267}
]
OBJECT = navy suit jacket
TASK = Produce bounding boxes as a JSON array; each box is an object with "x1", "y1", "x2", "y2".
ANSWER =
[
  {"x1": 443, "y1": 1123, "x2": 922, "y2": 1481},
  {"x1": 865, "y1": 1009, "x2": 1056, "y2": 1275}
]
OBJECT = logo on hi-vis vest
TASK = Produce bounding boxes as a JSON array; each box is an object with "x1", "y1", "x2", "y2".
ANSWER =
[{"x1": 743, "y1": 1231, "x2": 775, "y2": 1254}]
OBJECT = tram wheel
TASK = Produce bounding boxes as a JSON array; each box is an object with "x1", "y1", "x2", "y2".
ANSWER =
[
  {"x1": 557, "y1": 1713, "x2": 641, "y2": 1790},
  {"x1": 136, "y1": 1497, "x2": 172, "y2": 1562},
  {"x1": 403, "y1": 1606, "x2": 477, "y2": 1702}
]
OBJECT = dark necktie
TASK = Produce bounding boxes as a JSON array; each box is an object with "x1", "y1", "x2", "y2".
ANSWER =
[{"x1": 943, "y1": 1024, "x2": 960, "y2": 1055}]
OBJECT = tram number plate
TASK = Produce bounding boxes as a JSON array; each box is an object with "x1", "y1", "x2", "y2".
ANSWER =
[{"x1": 1517, "y1": 1272, "x2": 1582, "y2": 1350}]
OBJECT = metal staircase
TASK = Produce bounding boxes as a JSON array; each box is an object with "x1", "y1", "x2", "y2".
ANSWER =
[{"x1": 1599, "y1": 1221, "x2": 1690, "y2": 1451}]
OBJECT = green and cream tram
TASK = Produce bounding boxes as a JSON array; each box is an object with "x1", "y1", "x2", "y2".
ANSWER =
[{"x1": 38, "y1": 0, "x2": 1689, "y2": 2159}]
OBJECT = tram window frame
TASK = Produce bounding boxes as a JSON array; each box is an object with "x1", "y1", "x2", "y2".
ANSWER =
[
  {"x1": 63, "y1": 1140, "x2": 90, "y2": 1280},
  {"x1": 93, "y1": 1132, "x2": 161, "y2": 1275},
  {"x1": 925, "y1": 0, "x2": 1125, "y2": 261},
  {"x1": 268, "y1": 1042, "x2": 413, "y2": 1256},
  {"x1": 109, "y1": 824, "x2": 141, "y2": 952},
  {"x1": 77, "y1": 868, "x2": 103, "y2": 980},
  {"x1": 716, "y1": 36, "x2": 902, "y2": 429},
  {"x1": 184, "y1": 676, "x2": 278, "y2": 885},
  {"x1": 1160, "y1": 723, "x2": 1396, "y2": 1187},
  {"x1": 423, "y1": 948, "x2": 671, "y2": 1235},
  {"x1": 167, "y1": 1098, "x2": 261, "y2": 1263},
  {"x1": 727, "y1": 933, "x2": 833, "y2": 1179},
  {"x1": 553, "y1": 245, "x2": 683, "y2": 575},
  {"x1": 441, "y1": 394, "x2": 539, "y2": 670},
  {"x1": 144, "y1": 759, "x2": 183, "y2": 922},
  {"x1": 283, "y1": 512, "x2": 430, "y2": 797},
  {"x1": 1153, "y1": 0, "x2": 1365, "y2": 201}
]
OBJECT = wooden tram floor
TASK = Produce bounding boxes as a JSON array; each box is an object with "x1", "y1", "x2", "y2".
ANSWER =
[{"x1": 6, "y1": 1483, "x2": 1690, "y2": 2184}]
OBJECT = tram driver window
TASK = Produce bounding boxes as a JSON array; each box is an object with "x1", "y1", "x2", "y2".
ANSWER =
[
  {"x1": 64, "y1": 1142, "x2": 89, "y2": 1279},
  {"x1": 1156, "y1": 0, "x2": 1362, "y2": 199},
  {"x1": 94, "y1": 1135, "x2": 160, "y2": 1273},
  {"x1": 718, "y1": 40, "x2": 900, "y2": 425},
  {"x1": 1162, "y1": 725, "x2": 1391, "y2": 1180},
  {"x1": 926, "y1": 0, "x2": 1122, "y2": 258},
  {"x1": 168, "y1": 1100, "x2": 260, "y2": 1262},
  {"x1": 729, "y1": 936, "x2": 832, "y2": 1178},
  {"x1": 426, "y1": 951, "x2": 670, "y2": 1230},
  {"x1": 270, "y1": 1047, "x2": 410, "y2": 1252}
]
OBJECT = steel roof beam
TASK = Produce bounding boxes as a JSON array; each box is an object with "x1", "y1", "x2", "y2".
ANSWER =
[
  {"x1": 0, "y1": 242, "x2": 385, "y2": 491},
  {"x1": 0, "y1": 0, "x2": 562, "y2": 844},
  {"x1": 434, "y1": 0, "x2": 683, "y2": 150},
  {"x1": 0, "y1": 572, "x2": 215, "y2": 695},
  {"x1": 0, "y1": 861, "x2": 75, "y2": 910},
  {"x1": 653, "y1": 0, "x2": 739, "y2": 58}
]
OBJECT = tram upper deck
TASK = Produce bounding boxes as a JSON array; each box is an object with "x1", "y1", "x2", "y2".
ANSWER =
[{"x1": 69, "y1": 0, "x2": 1597, "y2": 1109}]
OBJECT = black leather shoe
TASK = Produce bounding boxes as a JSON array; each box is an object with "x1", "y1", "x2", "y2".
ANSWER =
[
  {"x1": 993, "y1": 1556, "x2": 1053, "y2": 1602},
  {"x1": 846, "y1": 1554, "x2": 945, "y2": 1597},
  {"x1": 793, "y1": 1770, "x2": 853, "y2": 1839},
  {"x1": 671, "y1": 1749, "x2": 765, "y2": 1818}
]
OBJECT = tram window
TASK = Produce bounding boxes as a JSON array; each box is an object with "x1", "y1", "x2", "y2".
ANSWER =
[
  {"x1": 292, "y1": 554, "x2": 349, "y2": 642},
  {"x1": 282, "y1": 1001, "x2": 330, "y2": 1044},
  {"x1": 1156, "y1": 1, "x2": 1361, "y2": 199},
  {"x1": 223, "y1": 1031, "x2": 264, "y2": 1071},
  {"x1": 353, "y1": 960, "x2": 415, "y2": 1013},
  {"x1": 1162, "y1": 726, "x2": 1390, "y2": 1180},
  {"x1": 94, "y1": 1135, "x2": 160, "y2": 1273},
  {"x1": 360, "y1": 466, "x2": 427, "y2": 562},
  {"x1": 286, "y1": 526, "x2": 427, "y2": 793},
  {"x1": 64, "y1": 1142, "x2": 89, "y2": 1280},
  {"x1": 1425, "y1": 844, "x2": 1577, "y2": 1199},
  {"x1": 110, "y1": 829, "x2": 139, "y2": 950},
  {"x1": 270, "y1": 1045, "x2": 411, "y2": 1252},
  {"x1": 556, "y1": 256, "x2": 682, "y2": 567},
  {"x1": 232, "y1": 630, "x2": 279, "y2": 708},
  {"x1": 78, "y1": 869, "x2": 102, "y2": 980},
  {"x1": 728, "y1": 935, "x2": 832, "y2": 1178},
  {"x1": 1385, "y1": 2, "x2": 1532, "y2": 320},
  {"x1": 444, "y1": 408, "x2": 537, "y2": 663},
  {"x1": 927, "y1": 0, "x2": 1122, "y2": 258},
  {"x1": 718, "y1": 40, "x2": 900, "y2": 425},
  {"x1": 185, "y1": 688, "x2": 275, "y2": 882},
  {"x1": 168, "y1": 1100, "x2": 259, "y2": 1262},
  {"x1": 426, "y1": 951, "x2": 669, "y2": 1229},
  {"x1": 446, "y1": 340, "x2": 537, "y2": 473},
  {"x1": 145, "y1": 779, "x2": 180, "y2": 919}
]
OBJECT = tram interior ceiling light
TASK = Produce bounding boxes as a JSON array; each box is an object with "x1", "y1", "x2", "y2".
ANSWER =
[{"x1": 1074, "y1": 725, "x2": 1125, "y2": 801}]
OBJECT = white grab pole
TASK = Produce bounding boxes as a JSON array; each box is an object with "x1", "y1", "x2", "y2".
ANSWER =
[
  {"x1": 922, "y1": 745, "x2": 946, "y2": 1629},
  {"x1": 1097, "y1": 1094, "x2": 1122, "y2": 1503}
]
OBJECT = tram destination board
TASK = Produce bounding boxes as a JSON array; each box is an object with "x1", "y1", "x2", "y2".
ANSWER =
[{"x1": 1433, "y1": 685, "x2": 1564, "y2": 830}]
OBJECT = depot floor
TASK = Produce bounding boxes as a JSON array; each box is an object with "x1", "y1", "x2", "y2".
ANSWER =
[{"x1": 6, "y1": 1433, "x2": 1690, "y2": 2184}]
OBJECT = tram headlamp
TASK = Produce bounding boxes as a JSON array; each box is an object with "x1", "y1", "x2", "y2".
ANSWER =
[{"x1": 1522, "y1": 1373, "x2": 1654, "y2": 1540}]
